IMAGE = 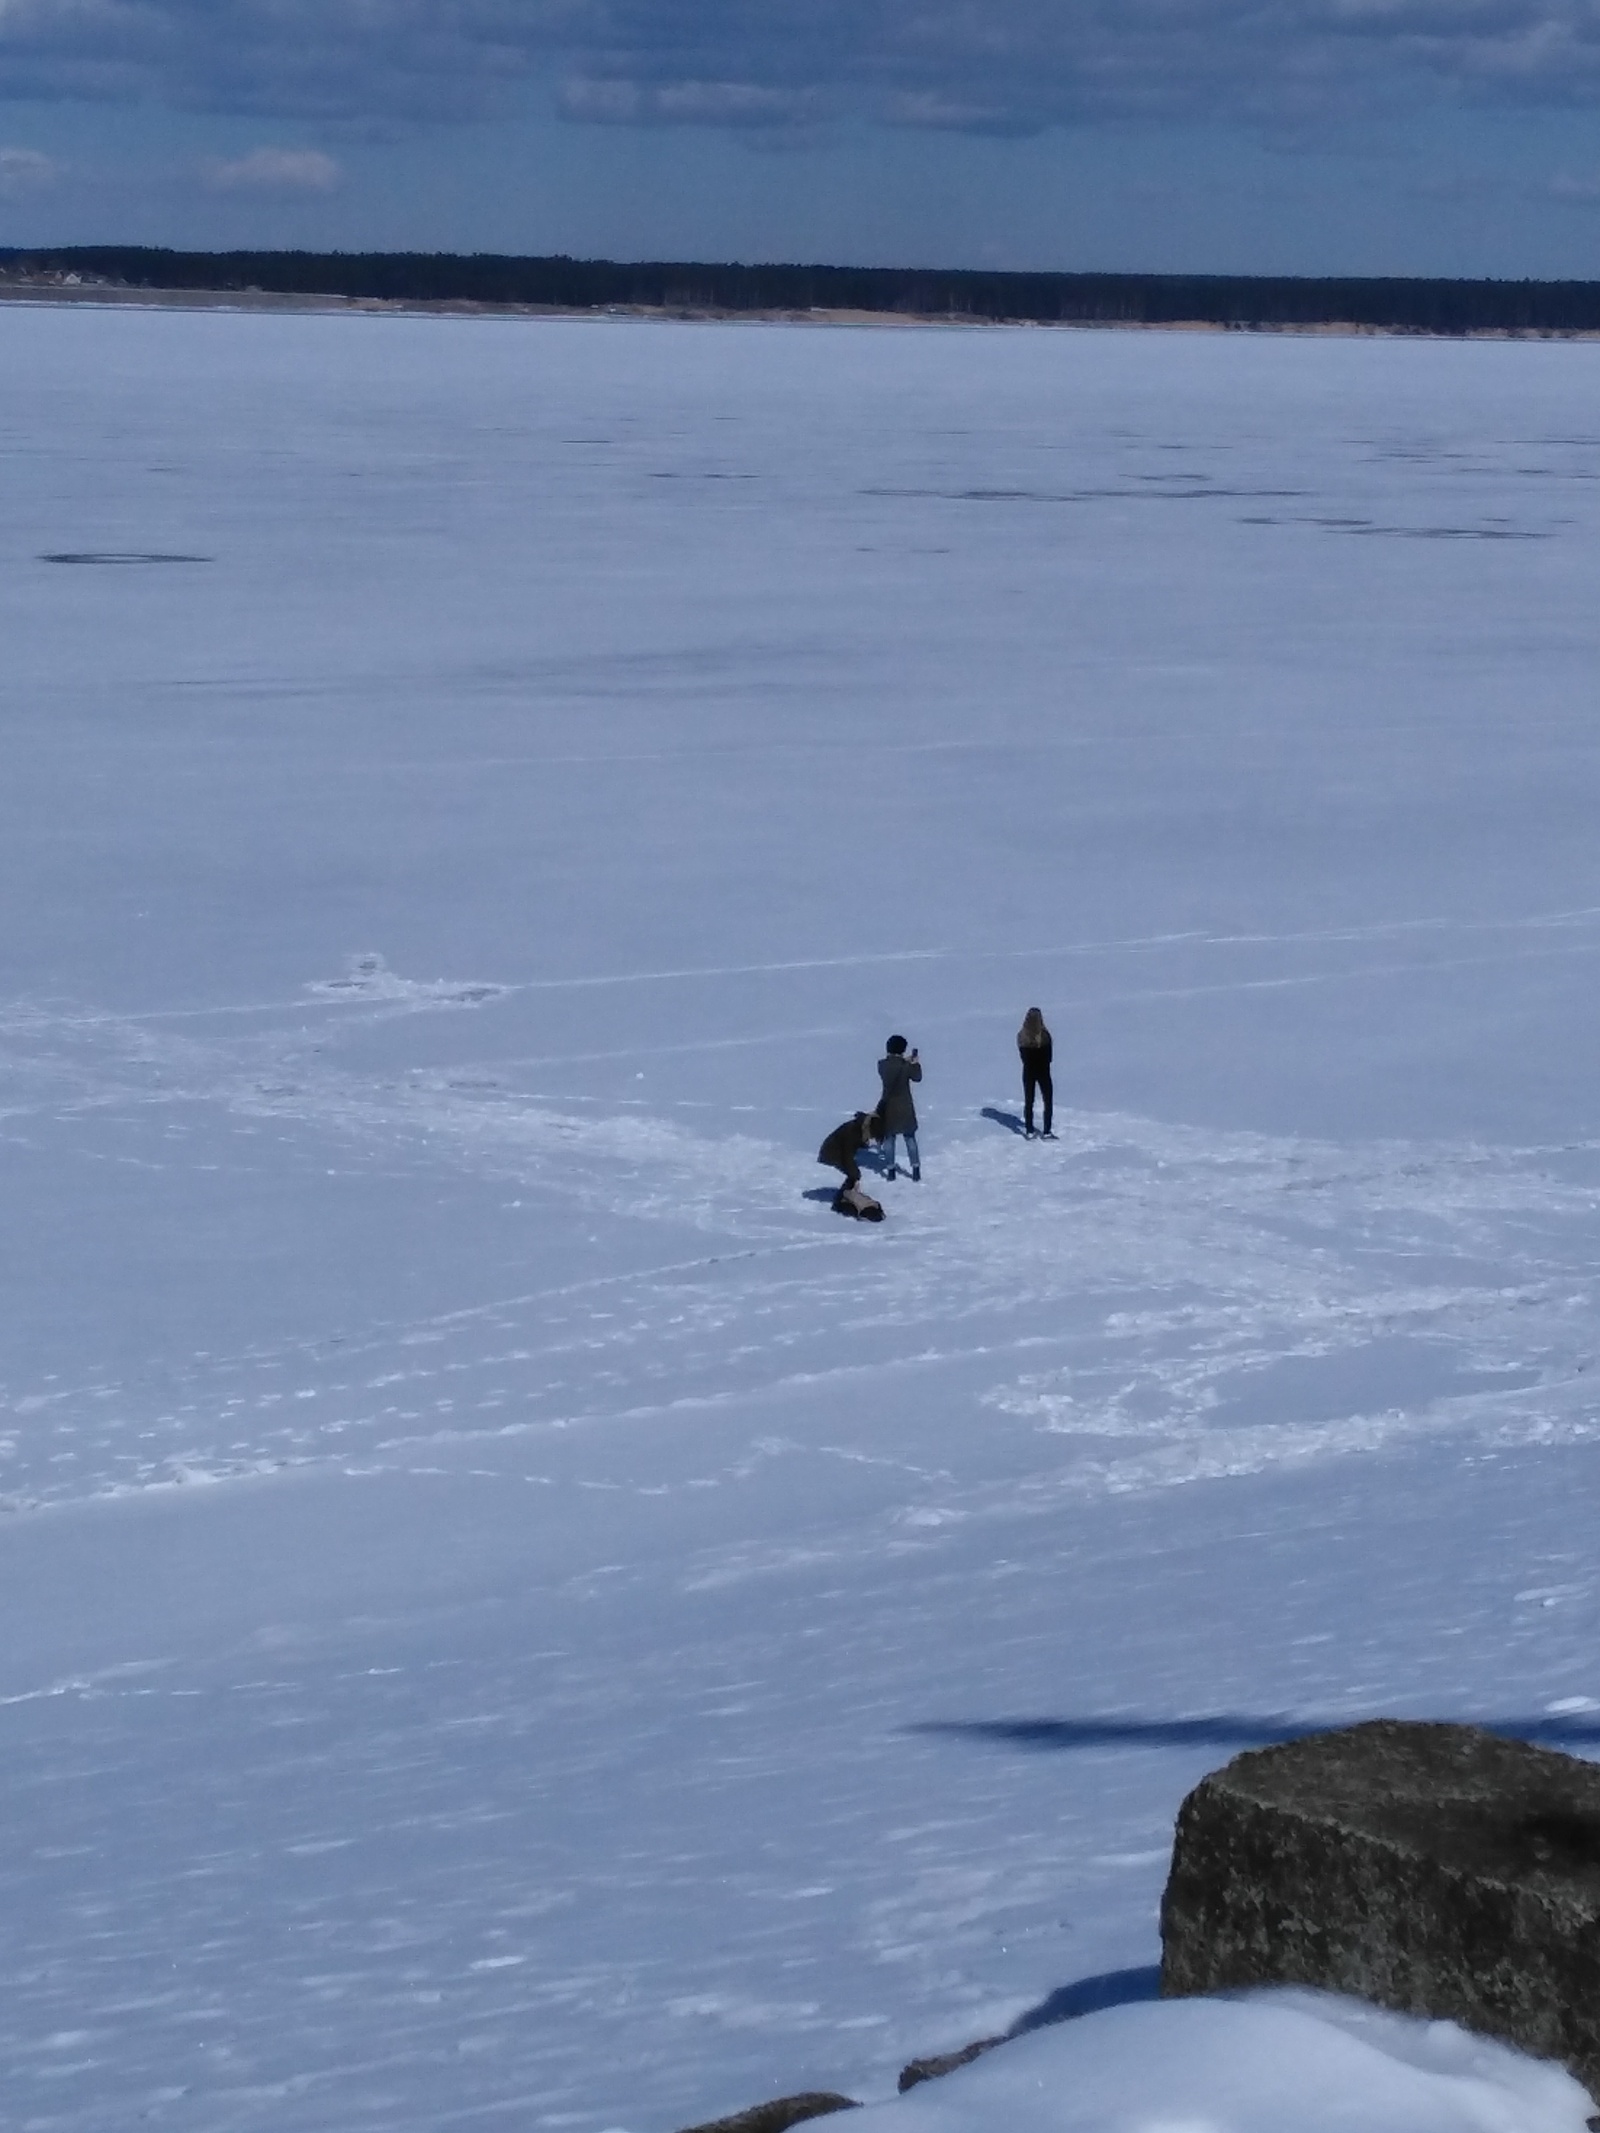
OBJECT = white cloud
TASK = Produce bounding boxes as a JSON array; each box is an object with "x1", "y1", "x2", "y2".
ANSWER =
[
  {"x1": 558, "y1": 76, "x2": 817, "y2": 128},
  {"x1": 887, "y1": 90, "x2": 1038, "y2": 134},
  {"x1": 202, "y1": 145, "x2": 341, "y2": 192},
  {"x1": 0, "y1": 143, "x2": 58, "y2": 194}
]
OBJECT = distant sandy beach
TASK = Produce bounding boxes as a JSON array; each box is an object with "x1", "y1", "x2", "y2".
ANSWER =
[{"x1": 5, "y1": 276, "x2": 1598, "y2": 336}]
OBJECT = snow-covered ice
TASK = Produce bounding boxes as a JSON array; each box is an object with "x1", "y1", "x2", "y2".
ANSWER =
[{"x1": 2, "y1": 303, "x2": 1599, "y2": 2132}]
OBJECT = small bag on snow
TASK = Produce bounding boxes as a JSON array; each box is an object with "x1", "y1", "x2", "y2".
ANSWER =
[{"x1": 834, "y1": 1183, "x2": 885, "y2": 1222}]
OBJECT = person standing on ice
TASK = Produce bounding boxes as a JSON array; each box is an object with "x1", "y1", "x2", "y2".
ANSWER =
[
  {"x1": 1018, "y1": 1007, "x2": 1055, "y2": 1139},
  {"x1": 877, "y1": 1035, "x2": 922, "y2": 1180}
]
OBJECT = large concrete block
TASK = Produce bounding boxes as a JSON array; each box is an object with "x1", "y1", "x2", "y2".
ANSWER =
[{"x1": 1160, "y1": 1720, "x2": 1600, "y2": 2101}]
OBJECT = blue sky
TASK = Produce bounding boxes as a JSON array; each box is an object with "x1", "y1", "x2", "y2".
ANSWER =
[{"x1": 2, "y1": 0, "x2": 1600, "y2": 274}]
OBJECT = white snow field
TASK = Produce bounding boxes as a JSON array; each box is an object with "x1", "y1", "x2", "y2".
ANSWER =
[{"x1": 3, "y1": 303, "x2": 1600, "y2": 2133}]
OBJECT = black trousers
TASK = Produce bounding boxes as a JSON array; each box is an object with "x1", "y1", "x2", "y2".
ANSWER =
[{"x1": 1022, "y1": 1056, "x2": 1053, "y2": 1133}]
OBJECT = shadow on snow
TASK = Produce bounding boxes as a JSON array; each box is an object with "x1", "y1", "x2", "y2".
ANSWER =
[
  {"x1": 981, "y1": 1106, "x2": 1028, "y2": 1136},
  {"x1": 908, "y1": 1715, "x2": 1600, "y2": 1752},
  {"x1": 1011, "y1": 1966, "x2": 1162, "y2": 2036}
]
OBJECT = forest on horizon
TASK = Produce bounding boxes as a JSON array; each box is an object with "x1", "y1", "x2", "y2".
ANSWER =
[{"x1": 6, "y1": 245, "x2": 1600, "y2": 333}]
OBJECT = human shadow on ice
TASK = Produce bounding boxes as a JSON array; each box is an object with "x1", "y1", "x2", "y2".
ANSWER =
[
  {"x1": 910, "y1": 1716, "x2": 1600, "y2": 1752},
  {"x1": 981, "y1": 1106, "x2": 1028, "y2": 1136}
]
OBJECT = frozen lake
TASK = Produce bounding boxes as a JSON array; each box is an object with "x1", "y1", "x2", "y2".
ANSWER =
[{"x1": 2, "y1": 303, "x2": 1599, "y2": 2132}]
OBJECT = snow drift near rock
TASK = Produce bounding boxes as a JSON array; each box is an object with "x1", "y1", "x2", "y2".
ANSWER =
[{"x1": 853, "y1": 1992, "x2": 1597, "y2": 2133}]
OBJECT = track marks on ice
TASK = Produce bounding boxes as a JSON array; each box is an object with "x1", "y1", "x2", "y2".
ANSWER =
[{"x1": 2, "y1": 985, "x2": 1599, "y2": 1513}]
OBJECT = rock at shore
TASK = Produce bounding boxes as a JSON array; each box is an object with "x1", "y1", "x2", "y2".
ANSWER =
[
  {"x1": 897, "y1": 2036, "x2": 1004, "y2": 2092},
  {"x1": 1160, "y1": 1719, "x2": 1600, "y2": 2102},
  {"x1": 674, "y1": 2092, "x2": 858, "y2": 2133}
]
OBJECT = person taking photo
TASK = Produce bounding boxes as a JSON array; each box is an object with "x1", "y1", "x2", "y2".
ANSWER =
[{"x1": 877, "y1": 1035, "x2": 922, "y2": 1180}]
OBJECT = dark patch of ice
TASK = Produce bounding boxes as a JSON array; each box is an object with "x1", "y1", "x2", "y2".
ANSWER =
[
  {"x1": 40, "y1": 551, "x2": 212, "y2": 565},
  {"x1": 861, "y1": 486, "x2": 1307, "y2": 505},
  {"x1": 1345, "y1": 525, "x2": 1548, "y2": 540}
]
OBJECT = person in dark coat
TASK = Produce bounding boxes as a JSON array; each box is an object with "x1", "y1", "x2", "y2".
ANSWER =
[
  {"x1": 1018, "y1": 1006, "x2": 1054, "y2": 1139},
  {"x1": 877, "y1": 1035, "x2": 922, "y2": 1180},
  {"x1": 818, "y1": 1111, "x2": 880, "y2": 1191}
]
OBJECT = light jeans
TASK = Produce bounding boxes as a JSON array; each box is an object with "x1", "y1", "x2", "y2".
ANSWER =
[{"x1": 882, "y1": 1130, "x2": 919, "y2": 1175}]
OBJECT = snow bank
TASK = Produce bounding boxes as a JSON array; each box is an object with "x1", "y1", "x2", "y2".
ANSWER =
[{"x1": 856, "y1": 1993, "x2": 1596, "y2": 2133}]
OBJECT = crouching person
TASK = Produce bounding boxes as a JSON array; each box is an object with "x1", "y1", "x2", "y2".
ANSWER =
[{"x1": 817, "y1": 1111, "x2": 885, "y2": 1220}]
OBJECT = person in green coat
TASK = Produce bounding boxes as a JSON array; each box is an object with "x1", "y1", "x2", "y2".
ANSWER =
[{"x1": 877, "y1": 1035, "x2": 922, "y2": 1180}]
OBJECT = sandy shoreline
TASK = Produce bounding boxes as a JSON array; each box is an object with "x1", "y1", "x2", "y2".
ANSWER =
[{"x1": 4, "y1": 277, "x2": 1599, "y2": 338}]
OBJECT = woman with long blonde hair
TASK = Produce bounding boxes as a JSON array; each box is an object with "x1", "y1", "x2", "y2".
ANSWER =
[{"x1": 1017, "y1": 1007, "x2": 1054, "y2": 1140}]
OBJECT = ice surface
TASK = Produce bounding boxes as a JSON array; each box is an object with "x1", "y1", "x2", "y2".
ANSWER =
[{"x1": 2, "y1": 305, "x2": 1600, "y2": 2131}]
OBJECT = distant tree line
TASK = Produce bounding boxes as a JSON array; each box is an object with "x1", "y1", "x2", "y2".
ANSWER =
[{"x1": 5, "y1": 246, "x2": 1600, "y2": 334}]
